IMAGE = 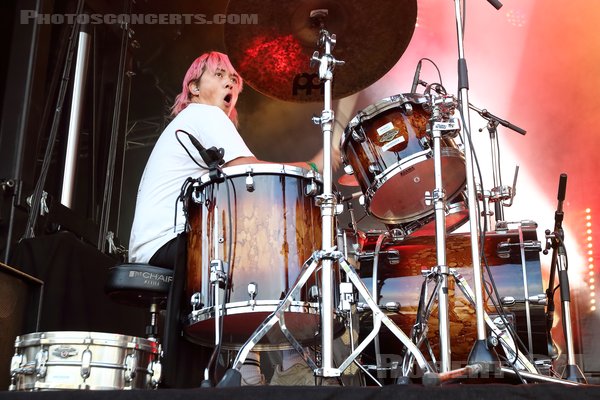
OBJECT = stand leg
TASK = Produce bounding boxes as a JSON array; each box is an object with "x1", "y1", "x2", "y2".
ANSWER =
[{"x1": 335, "y1": 255, "x2": 435, "y2": 377}]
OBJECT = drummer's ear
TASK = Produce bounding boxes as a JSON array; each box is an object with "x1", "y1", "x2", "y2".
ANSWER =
[{"x1": 188, "y1": 82, "x2": 200, "y2": 95}]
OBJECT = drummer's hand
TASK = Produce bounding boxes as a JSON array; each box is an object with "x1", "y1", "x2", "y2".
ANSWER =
[{"x1": 310, "y1": 146, "x2": 342, "y2": 173}]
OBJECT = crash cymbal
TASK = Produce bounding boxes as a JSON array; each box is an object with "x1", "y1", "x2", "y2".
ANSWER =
[{"x1": 224, "y1": 0, "x2": 417, "y2": 102}]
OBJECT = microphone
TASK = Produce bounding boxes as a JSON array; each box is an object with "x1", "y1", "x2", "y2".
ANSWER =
[
  {"x1": 182, "y1": 130, "x2": 225, "y2": 169},
  {"x1": 557, "y1": 173, "x2": 567, "y2": 202},
  {"x1": 177, "y1": 129, "x2": 225, "y2": 181},
  {"x1": 486, "y1": 0, "x2": 503, "y2": 10},
  {"x1": 410, "y1": 60, "x2": 422, "y2": 93}
]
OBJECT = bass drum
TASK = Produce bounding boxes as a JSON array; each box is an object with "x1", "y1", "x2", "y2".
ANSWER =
[
  {"x1": 185, "y1": 164, "x2": 343, "y2": 350},
  {"x1": 9, "y1": 331, "x2": 160, "y2": 390},
  {"x1": 341, "y1": 93, "x2": 466, "y2": 226},
  {"x1": 356, "y1": 226, "x2": 549, "y2": 365}
]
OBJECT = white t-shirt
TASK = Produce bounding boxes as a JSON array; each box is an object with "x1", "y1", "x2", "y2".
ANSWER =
[{"x1": 128, "y1": 104, "x2": 254, "y2": 263}]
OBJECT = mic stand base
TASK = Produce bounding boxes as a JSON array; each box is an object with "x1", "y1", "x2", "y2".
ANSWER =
[
  {"x1": 561, "y1": 364, "x2": 587, "y2": 384},
  {"x1": 467, "y1": 339, "x2": 501, "y2": 376}
]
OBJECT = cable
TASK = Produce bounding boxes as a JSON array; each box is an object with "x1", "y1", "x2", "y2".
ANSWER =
[
  {"x1": 175, "y1": 130, "x2": 210, "y2": 170},
  {"x1": 419, "y1": 58, "x2": 444, "y2": 89}
]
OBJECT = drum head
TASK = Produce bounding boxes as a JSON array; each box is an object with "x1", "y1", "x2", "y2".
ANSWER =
[{"x1": 369, "y1": 148, "x2": 466, "y2": 223}]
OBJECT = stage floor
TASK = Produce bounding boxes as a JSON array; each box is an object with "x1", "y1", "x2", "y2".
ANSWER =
[{"x1": 2, "y1": 383, "x2": 600, "y2": 400}]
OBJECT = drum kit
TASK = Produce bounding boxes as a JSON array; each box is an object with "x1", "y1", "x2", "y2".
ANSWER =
[{"x1": 7, "y1": 0, "x2": 587, "y2": 391}]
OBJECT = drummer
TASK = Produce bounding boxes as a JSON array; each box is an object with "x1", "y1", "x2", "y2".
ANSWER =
[
  {"x1": 128, "y1": 51, "x2": 338, "y2": 387},
  {"x1": 129, "y1": 51, "x2": 328, "y2": 270}
]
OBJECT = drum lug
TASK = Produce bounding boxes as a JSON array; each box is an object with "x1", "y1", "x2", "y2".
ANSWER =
[
  {"x1": 308, "y1": 285, "x2": 320, "y2": 302},
  {"x1": 10, "y1": 353, "x2": 24, "y2": 376},
  {"x1": 351, "y1": 126, "x2": 366, "y2": 143},
  {"x1": 190, "y1": 292, "x2": 203, "y2": 310},
  {"x1": 148, "y1": 357, "x2": 162, "y2": 389},
  {"x1": 402, "y1": 102, "x2": 414, "y2": 115},
  {"x1": 305, "y1": 179, "x2": 319, "y2": 196},
  {"x1": 385, "y1": 250, "x2": 400, "y2": 265},
  {"x1": 191, "y1": 180, "x2": 203, "y2": 203},
  {"x1": 383, "y1": 302, "x2": 401, "y2": 312},
  {"x1": 358, "y1": 194, "x2": 366, "y2": 207},
  {"x1": 247, "y1": 282, "x2": 257, "y2": 308},
  {"x1": 80, "y1": 348, "x2": 92, "y2": 379},
  {"x1": 210, "y1": 260, "x2": 228, "y2": 288},
  {"x1": 35, "y1": 348, "x2": 48, "y2": 379},
  {"x1": 368, "y1": 163, "x2": 381, "y2": 174},
  {"x1": 125, "y1": 353, "x2": 138, "y2": 383},
  {"x1": 245, "y1": 174, "x2": 255, "y2": 192}
]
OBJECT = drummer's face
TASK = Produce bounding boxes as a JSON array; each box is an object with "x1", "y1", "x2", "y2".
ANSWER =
[{"x1": 190, "y1": 67, "x2": 240, "y2": 117}]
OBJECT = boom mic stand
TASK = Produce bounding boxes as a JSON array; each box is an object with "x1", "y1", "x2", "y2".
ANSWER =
[
  {"x1": 451, "y1": 0, "x2": 500, "y2": 373},
  {"x1": 217, "y1": 15, "x2": 437, "y2": 387},
  {"x1": 543, "y1": 174, "x2": 587, "y2": 383},
  {"x1": 469, "y1": 104, "x2": 523, "y2": 231}
]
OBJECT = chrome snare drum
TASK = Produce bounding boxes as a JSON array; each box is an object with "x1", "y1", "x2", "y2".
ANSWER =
[
  {"x1": 9, "y1": 331, "x2": 161, "y2": 390},
  {"x1": 341, "y1": 93, "x2": 466, "y2": 226}
]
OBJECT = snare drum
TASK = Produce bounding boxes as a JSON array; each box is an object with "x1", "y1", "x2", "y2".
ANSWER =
[
  {"x1": 185, "y1": 164, "x2": 342, "y2": 350},
  {"x1": 9, "y1": 331, "x2": 160, "y2": 390},
  {"x1": 341, "y1": 93, "x2": 466, "y2": 226}
]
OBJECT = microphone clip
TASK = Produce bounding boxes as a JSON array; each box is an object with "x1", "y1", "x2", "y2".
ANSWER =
[{"x1": 202, "y1": 146, "x2": 225, "y2": 182}]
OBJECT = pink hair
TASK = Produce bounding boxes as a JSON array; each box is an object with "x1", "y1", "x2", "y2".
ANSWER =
[{"x1": 170, "y1": 51, "x2": 243, "y2": 122}]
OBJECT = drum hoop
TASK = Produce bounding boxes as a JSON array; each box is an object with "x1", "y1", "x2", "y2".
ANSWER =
[
  {"x1": 186, "y1": 299, "x2": 319, "y2": 324},
  {"x1": 15, "y1": 331, "x2": 158, "y2": 353},
  {"x1": 370, "y1": 146, "x2": 464, "y2": 190},
  {"x1": 198, "y1": 163, "x2": 322, "y2": 185},
  {"x1": 342, "y1": 93, "x2": 428, "y2": 147}
]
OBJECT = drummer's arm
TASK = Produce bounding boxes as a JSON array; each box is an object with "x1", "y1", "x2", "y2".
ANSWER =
[{"x1": 224, "y1": 153, "x2": 329, "y2": 173}]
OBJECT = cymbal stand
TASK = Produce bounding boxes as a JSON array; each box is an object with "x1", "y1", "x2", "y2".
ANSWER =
[
  {"x1": 451, "y1": 0, "x2": 500, "y2": 372},
  {"x1": 422, "y1": 87, "x2": 461, "y2": 373},
  {"x1": 217, "y1": 18, "x2": 436, "y2": 387}
]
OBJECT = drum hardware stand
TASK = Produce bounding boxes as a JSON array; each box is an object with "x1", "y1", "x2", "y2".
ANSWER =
[
  {"x1": 542, "y1": 174, "x2": 587, "y2": 383},
  {"x1": 195, "y1": 202, "x2": 230, "y2": 387},
  {"x1": 416, "y1": 86, "x2": 461, "y2": 374},
  {"x1": 475, "y1": 184, "x2": 494, "y2": 230},
  {"x1": 218, "y1": 16, "x2": 438, "y2": 387},
  {"x1": 405, "y1": 267, "x2": 540, "y2": 378},
  {"x1": 470, "y1": 103, "x2": 523, "y2": 231},
  {"x1": 197, "y1": 258, "x2": 228, "y2": 386}
]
